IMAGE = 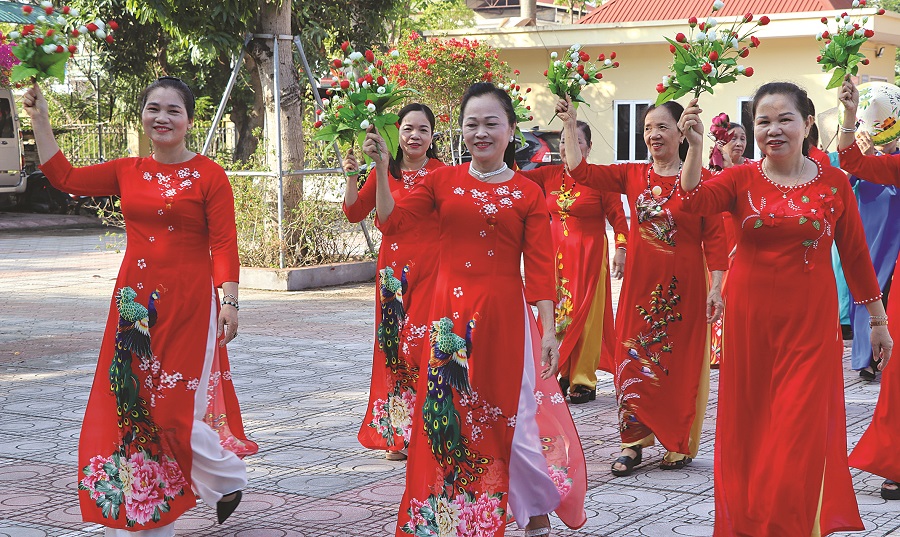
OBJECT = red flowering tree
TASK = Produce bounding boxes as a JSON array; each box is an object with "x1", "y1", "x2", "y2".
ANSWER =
[{"x1": 384, "y1": 32, "x2": 509, "y2": 163}]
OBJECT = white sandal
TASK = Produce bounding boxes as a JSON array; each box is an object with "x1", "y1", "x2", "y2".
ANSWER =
[{"x1": 524, "y1": 528, "x2": 550, "y2": 537}]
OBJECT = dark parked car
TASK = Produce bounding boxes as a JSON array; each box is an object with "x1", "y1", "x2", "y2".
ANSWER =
[{"x1": 454, "y1": 127, "x2": 562, "y2": 171}]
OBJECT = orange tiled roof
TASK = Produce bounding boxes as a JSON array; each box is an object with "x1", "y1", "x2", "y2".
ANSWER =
[{"x1": 578, "y1": 0, "x2": 855, "y2": 25}]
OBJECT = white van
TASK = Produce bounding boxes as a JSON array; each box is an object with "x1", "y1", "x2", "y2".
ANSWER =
[{"x1": 0, "y1": 88, "x2": 25, "y2": 205}]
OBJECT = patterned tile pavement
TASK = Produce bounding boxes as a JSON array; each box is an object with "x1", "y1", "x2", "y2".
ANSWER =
[{"x1": 0, "y1": 226, "x2": 898, "y2": 536}]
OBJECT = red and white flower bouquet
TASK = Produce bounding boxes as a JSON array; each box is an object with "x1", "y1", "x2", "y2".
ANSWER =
[
  {"x1": 544, "y1": 44, "x2": 619, "y2": 110},
  {"x1": 815, "y1": 1, "x2": 885, "y2": 90},
  {"x1": 313, "y1": 41, "x2": 416, "y2": 171},
  {"x1": 8, "y1": 2, "x2": 117, "y2": 84},
  {"x1": 656, "y1": 0, "x2": 768, "y2": 105}
]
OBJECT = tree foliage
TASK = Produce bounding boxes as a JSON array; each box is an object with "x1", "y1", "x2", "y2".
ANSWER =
[{"x1": 384, "y1": 32, "x2": 508, "y2": 163}]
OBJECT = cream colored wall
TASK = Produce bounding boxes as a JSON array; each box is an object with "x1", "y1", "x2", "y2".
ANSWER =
[
  {"x1": 432, "y1": 10, "x2": 900, "y2": 164},
  {"x1": 499, "y1": 39, "x2": 897, "y2": 164}
]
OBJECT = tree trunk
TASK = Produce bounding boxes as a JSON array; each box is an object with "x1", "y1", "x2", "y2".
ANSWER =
[
  {"x1": 249, "y1": 0, "x2": 305, "y2": 207},
  {"x1": 233, "y1": 55, "x2": 265, "y2": 163}
]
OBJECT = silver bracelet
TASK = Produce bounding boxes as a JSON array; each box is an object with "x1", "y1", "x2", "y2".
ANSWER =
[
  {"x1": 222, "y1": 299, "x2": 239, "y2": 311},
  {"x1": 839, "y1": 124, "x2": 858, "y2": 133}
]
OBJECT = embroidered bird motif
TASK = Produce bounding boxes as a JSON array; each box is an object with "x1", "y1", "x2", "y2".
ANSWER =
[
  {"x1": 424, "y1": 317, "x2": 490, "y2": 493},
  {"x1": 111, "y1": 286, "x2": 160, "y2": 451},
  {"x1": 378, "y1": 266, "x2": 409, "y2": 373}
]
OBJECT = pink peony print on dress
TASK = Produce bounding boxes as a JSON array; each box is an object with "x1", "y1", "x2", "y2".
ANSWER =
[
  {"x1": 402, "y1": 489, "x2": 505, "y2": 537},
  {"x1": 79, "y1": 450, "x2": 186, "y2": 526}
]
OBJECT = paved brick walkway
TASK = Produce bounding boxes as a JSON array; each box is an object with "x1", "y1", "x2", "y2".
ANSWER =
[{"x1": 0, "y1": 227, "x2": 897, "y2": 536}]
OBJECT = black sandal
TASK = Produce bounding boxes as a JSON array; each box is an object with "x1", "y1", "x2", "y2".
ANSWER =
[
  {"x1": 882, "y1": 480, "x2": 900, "y2": 500},
  {"x1": 558, "y1": 377, "x2": 570, "y2": 397},
  {"x1": 568, "y1": 384, "x2": 596, "y2": 404},
  {"x1": 859, "y1": 367, "x2": 877, "y2": 381},
  {"x1": 660, "y1": 456, "x2": 693, "y2": 470},
  {"x1": 611, "y1": 445, "x2": 642, "y2": 477}
]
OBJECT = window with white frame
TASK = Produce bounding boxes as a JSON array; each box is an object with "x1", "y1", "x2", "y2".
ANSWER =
[
  {"x1": 614, "y1": 100, "x2": 651, "y2": 162},
  {"x1": 738, "y1": 97, "x2": 761, "y2": 160}
]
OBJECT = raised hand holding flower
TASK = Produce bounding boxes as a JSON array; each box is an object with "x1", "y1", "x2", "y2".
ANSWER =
[
  {"x1": 816, "y1": 1, "x2": 884, "y2": 90},
  {"x1": 313, "y1": 42, "x2": 417, "y2": 172},
  {"x1": 8, "y1": 5, "x2": 116, "y2": 83},
  {"x1": 544, "y1": 44, "x2": 619, "y2": 115},
  {"x1": 657, "y1": 1, "x2": 768, "y2": 105}
]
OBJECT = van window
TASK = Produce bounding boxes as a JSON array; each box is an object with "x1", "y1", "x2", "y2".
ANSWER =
[{"x1": 0, "y1": 98, "x2": 14, "y2": 139}]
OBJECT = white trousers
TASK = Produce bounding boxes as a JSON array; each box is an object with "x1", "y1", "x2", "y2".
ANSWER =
[
  {"x1": 507, "y1": 301, "x2": 561, "y2": 527},
  {"x1": 105, "y1": 290, "x2": 247, "y2": 536}
]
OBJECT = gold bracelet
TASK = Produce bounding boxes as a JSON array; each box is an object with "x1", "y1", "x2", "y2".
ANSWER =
[{"x1": 870, "y1": 319, "x2": 889, "y2": 327}]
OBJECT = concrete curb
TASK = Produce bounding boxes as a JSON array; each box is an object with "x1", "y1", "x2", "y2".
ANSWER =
[
  {"x1": 240, "y1": 260, "x2": 376, "y2": 291},
  {"x1": 0, "y1": 212, "x2": 104, "y2": 231}
]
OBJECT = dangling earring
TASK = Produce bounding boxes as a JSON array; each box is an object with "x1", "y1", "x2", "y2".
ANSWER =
[{"x1": 509, "y1": 135, "x2": 515, "y2": 142}]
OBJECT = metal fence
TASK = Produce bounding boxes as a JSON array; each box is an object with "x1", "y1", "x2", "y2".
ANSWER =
[
  {"x1": 56, "y1": 124, "x2": 129, "y2": 166},
  {"x1": 55, "y1": 121, "x2": 236, "y2": 165}
]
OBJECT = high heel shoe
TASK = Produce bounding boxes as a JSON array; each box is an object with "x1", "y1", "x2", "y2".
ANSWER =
[{"x1": 217, "y1": 490, "x2": 242, "y2": 524}]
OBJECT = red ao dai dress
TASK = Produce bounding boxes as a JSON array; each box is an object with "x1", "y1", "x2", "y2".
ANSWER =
[
  {"x1": 569, "y1": 160, "x2": 728, "y2": 456},
  {"x1": 519, "y1": 165, "x2": 629, "y2": 384},
  {"x1": 837, "y1": 143, "x2": 900, "y2": 489},
  {"x1": 343, "y1": 160, "x2": 444, "y2": 453},
  {"x1": 40, "y1": 152, "x2": 258, "y2": 532},
  {"x1": 380, "y1": 164, "x2": 587, "y2": 537},
  {"x1": 680, "y1": 157, "x2": 881, "y2": 536}
]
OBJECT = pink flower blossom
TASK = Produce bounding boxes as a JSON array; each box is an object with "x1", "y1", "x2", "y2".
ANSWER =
[
  {"x1": 548, "y1": 465, "x2": 573, "y2": 498},
  {"x1": 408, "y1": 497, "x2": 428, "y2": 528},
  {"x1": 124, "y1": 451, "x2": 166, "y2": 525},
  {"x1": 455, "y1": 493, "x2": 503, "y2": 537},
  {"x1": 160, "y1": 457, "x2": 186, "y2": 498}
]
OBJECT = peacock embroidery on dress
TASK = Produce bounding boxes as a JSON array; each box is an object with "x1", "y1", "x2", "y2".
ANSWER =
[
  {"x1": 403, "y1": 316, "x2": 506, "y2": 537},
  {"x1": 79, "y1": 286, "x2": 188, "y2": 526},
  {"x1": 369, "y1": 265, "x2": 419, "y2": 447}
]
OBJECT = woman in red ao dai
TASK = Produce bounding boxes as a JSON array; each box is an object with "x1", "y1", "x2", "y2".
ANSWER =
[
  {"x1": 679, "y1": 83, "x2": 892, "y2": 536},
  {"x1": 367, "y1": 83, "x2": 587, "y2": 537},
  {"x1": 342, "y1": 104, "x2": 445, "y2": 460}
]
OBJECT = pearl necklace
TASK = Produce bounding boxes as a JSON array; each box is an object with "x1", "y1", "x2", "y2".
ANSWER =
[{"x1": 469, "y1": 163, "x2": 509, "y2": 182}]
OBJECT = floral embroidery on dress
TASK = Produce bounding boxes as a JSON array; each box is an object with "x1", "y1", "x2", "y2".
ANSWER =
[
  {"x1": 468, "y1": 184, "x2": 524, "y2": 227},
  {"x1": 548, "y1": 465, "x2": 574, "y2": 498},
  {"x1": 371, "y1": 385, "x2": 415, "y2": 446},
  {"x1": 742, "y1": 186, "x2": 840, "y2": 271},
  {"x1": 550, "y1": 175, "x2": 581, "y2": 237},
  {"x1": 555, "y1": 274, "x2": 574, "y2": 337},
  {"x1": 617, "y1": 277, "x2": 682, "y2": 432},
  {"x1": 403, "y1": 490, "x2": 505, "y2": 537},
  {"x1": 635, "y1": 172, "x2": 679, "y2": 248},
  {"x1": 154, "y1": 168, "x2": 197, "y2": 208},
  {"x1": 401, "y1": 166, "x2": 429, "y2": 190},
  {"x1": 80, "y1": 286, "x2": 187, "y2": 526}
]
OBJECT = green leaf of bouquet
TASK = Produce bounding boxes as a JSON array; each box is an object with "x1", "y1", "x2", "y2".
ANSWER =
[
  {"x1": 655, "y1": 86, "x2": 679, "y2": 105},
  {"x1": 719, "y1": 75, "x2": 737, "y2": 83},
  {"x1": 676, "y1": 73, "x2": 695, "y2": 88},
  {"x1": 826, "y1": 67, "x2": 846, "y2": 90},
  {"x1": 10, "y1": 64, "x2": 39, "y2": 83},
  {"x1": 44, "y1": 56, "x2": 68, "y2": 84},
  {"x1": 379, "y1": 124, "x2": 400, "y2": 158}
]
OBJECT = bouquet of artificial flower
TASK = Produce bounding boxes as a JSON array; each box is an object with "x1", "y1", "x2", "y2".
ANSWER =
[
  {"x1": 656, "y1": 0, "x2": 768, "y2": 105},
  {"x1": 708, "y1": 112, "x2": 733, "y2": 170},
  {"x1": 544, "y1": 44, "x2": 619, "y2": 110},
  {"x1": 8, "y1": 2, "x2": 117, "y2": 84},
  {"x1": 313, "y1": 41, "x2": 416, "y2": 171},
  {"x1": 504, "y1": 70, "x2": 534, "y2": 144},
  {"x1": 816, "y1": 0, "x2": 885, "y2": 90}
]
